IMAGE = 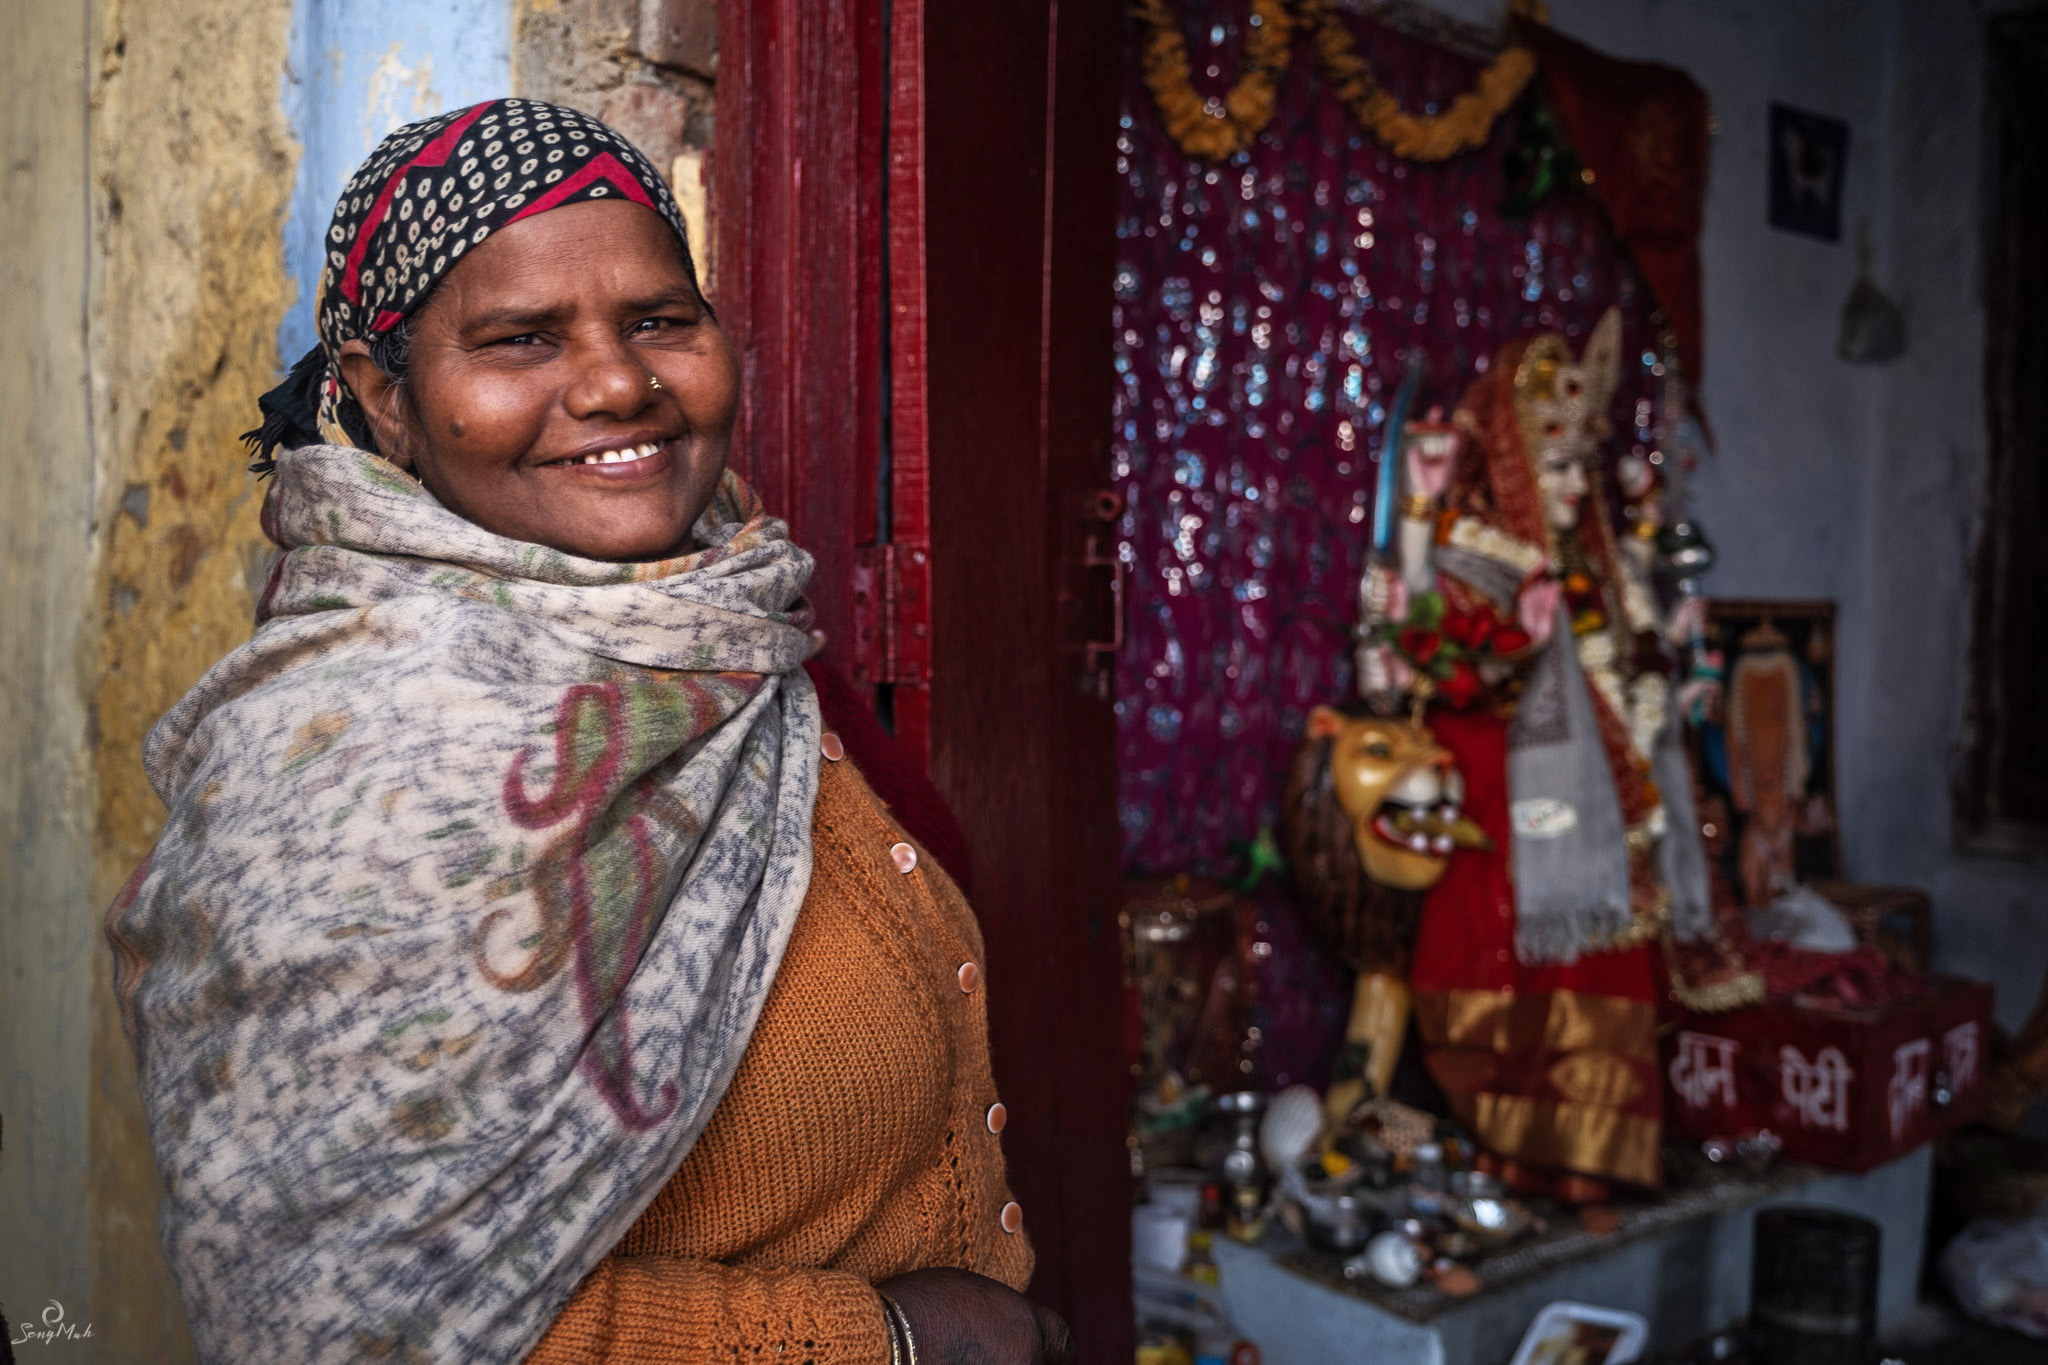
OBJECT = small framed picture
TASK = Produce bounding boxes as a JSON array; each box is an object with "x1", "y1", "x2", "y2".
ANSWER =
[
  {"x1": 1689, "y1": 600, "x2": 1841, "y2": 911},
  {"x1": 1769, "y1": 103, "x2": 1849, "y2": 241},
  {"x1": 1509, "y1": 1301, "x2": 1648, "y2": 1365}
]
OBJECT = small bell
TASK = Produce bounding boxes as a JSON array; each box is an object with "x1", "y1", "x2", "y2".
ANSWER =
[{"x1": 1656, "y1": 517, "x2": 1717, "y2": 598}]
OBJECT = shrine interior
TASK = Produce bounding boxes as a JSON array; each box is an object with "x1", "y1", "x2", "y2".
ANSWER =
[
  {"x1": 5, "y1": 1, "x2": 2048, "y2": 1363},
  {"x1": 1102, "y1": 3, "x2": 2048, "y2": 1361}
]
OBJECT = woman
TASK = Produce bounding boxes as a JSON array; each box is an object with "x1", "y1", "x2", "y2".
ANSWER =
[{"x1": 105, "y1": 99, "x2": 1067, "y2": 1365}]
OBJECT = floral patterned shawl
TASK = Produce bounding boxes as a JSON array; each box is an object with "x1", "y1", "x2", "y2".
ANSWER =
[{"x1": 106, "y1": 445, "x2": 820, "y2": 1363}]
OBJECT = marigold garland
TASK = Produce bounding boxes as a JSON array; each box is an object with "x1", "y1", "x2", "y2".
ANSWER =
[
  {"x1": 1134, "y1": 0, "x2": 1293, "y2": 160},
  {"x1": 1135, "y1": 0, "x2": 1547, "y2": 164},
  {"x1": 1302, "y1": 0, "x2": 1538, "y2": 161}
]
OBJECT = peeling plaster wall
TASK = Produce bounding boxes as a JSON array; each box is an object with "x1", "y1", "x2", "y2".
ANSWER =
[
  {"x1": 279, "y1": 1, "x2": 513, "y2": 364},
  {"x1": 82, "y1": 1, "x2": 301, "y2": 1357},
  {"x1": 1419, "y1": 0, "x2": 2048, "y2": 1026}
]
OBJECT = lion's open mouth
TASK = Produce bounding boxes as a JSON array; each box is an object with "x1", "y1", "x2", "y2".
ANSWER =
[{"x1": 1369, "y1": 798, "x2": 1489, "y2": 856}]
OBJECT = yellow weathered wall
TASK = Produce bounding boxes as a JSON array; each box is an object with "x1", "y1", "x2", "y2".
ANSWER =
[
  {"x1": 2, "y1": 0, "x2": 294, "y2": 1358},
  {"x1": 87, "y1": 0, "x2": 298, "y2": 1357}
]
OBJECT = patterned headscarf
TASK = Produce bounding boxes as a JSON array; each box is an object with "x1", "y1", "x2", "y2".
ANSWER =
[{"x1": 246, "y1": 98, "x2": 700, "y2": 471}]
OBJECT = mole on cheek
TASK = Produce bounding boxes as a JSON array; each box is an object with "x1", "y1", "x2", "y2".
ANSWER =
[{"x1": 449, "y1": 418, "x2": 466, "y2": 438}]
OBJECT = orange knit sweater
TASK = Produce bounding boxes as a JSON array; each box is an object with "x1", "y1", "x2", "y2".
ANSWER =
[{"x1": 526, "y1": 751, "x2": 1033, "y2": 1363}]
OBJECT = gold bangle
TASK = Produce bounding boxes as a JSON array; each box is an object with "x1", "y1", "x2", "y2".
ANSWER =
[{"x1": 1398, "y1": 493, "x2": 1437, "y2": 521}]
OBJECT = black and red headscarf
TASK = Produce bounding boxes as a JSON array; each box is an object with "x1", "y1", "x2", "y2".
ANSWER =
[{"x1": 246, "y1": 98, "x2": 699, "y2": 471}]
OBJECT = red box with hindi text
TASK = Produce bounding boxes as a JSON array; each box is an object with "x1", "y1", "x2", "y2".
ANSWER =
[{"x1": 1662, "y1": 976, "x2": 1993, "y2": 1173}]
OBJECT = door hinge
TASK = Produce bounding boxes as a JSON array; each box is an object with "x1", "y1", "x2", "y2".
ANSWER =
[{"x1": 851, "y1": 541, "x2": 932, "y2": 685}]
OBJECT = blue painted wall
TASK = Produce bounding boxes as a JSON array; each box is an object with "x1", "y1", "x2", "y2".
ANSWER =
[{"x1": 278, "y1": 0, "x2": 513, "y2": 365}]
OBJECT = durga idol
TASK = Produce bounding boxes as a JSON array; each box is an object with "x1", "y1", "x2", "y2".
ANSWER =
[{"x1": 1362, "y1": 308, "x2": 1736, "y2": 1198}]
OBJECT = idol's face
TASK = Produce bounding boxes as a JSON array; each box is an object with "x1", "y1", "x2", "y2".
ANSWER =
[
  {"x1": 340, "y1": 199, "x2": 738, "y2": 562},
  {"x1": 1535, "y1": 449, "x2": 1591, "y2": 533}
]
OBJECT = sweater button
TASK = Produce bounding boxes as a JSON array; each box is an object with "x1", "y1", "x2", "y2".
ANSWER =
[
  {"x1": 889, "y1": 842, "x2": 917, "y2": 874},
  {"x1": 986, "y1": 1102, "x2": 1008, "y2": 1134},
  {"x1": 957, "y1": 961, "x2": 981, "y2": 994},
  {"x1": 1000, "y1": 1201, "x2": 1023, "y2": 1235},
  {"x1": 820, "y1": 731, "x2": 845, "y2": 762}
]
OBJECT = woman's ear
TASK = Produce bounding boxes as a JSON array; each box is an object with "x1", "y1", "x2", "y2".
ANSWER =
[{"x1": 337, "y1": 339, "x2": 415, "y2": 470}]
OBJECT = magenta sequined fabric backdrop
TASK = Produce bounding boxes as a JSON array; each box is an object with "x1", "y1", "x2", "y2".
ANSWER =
[{"x1": 1113, "y1": 5, "x2": 1666, "y2": 878}]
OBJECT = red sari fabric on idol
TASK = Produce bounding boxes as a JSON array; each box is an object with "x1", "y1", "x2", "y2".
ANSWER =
[
  {"x1": 1515, "y1": 18, "x2": 1711, "y2": 391},
  {"x1": 1409, "y1": 709, "x2": 1665, "y2": 1189}
]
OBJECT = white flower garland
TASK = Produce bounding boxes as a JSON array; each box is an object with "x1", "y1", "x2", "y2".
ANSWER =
[
  {"x1": 1441, "y1": 511, "x2": 1670, "y2": 818},
  {"x1": 1617, "y1": 555, "x2": 1661, "y2": 637},
  {"x1": 1626, "y1": 671, "x2": 1670, "y2": 764},
  {"x1": 1446, "y1": 515, "x2": 1546, "y2": 578}
]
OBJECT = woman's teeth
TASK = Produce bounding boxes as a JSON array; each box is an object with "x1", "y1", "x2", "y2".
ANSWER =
[{"x1": 578, "y1": 441, "x2": 663, "y2": 465}]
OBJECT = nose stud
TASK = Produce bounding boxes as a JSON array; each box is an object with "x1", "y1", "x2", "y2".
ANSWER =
[{"x1": 648, "y1": 373, "x2": 664, "y2": 391}]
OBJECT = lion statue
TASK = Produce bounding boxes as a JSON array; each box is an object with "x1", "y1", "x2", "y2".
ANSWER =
[
  {"x1": 1282, "y1": 705, "x2": 1486, "y2": 1126},
  {"x1": 1281, "y1": 705, "x2": 1484, "y2": 971}
]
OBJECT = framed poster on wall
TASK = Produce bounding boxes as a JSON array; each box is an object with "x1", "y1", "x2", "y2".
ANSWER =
[{"x1": 1768, "y1": 102, "x2": 1849, "y2": 241}]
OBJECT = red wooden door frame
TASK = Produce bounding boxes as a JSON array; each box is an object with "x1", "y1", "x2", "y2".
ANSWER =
[
  {"x1": 716, "y1": 1, "x2": 1132, "y2": 1357},
  {"x1": 920, "y1": 1, "x2": 1131, "y2": 1357},
  {"x1": 712, "y1": 0, "x2": 884, "y2": 694}
]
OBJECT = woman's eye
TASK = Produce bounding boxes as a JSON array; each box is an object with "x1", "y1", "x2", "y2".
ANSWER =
[
  {"x1": 495, "y1": 332, "x2": 544, "y2": 347},
  {"x1": 633, "y1": 315, "x2": 692, "y2": 335}
]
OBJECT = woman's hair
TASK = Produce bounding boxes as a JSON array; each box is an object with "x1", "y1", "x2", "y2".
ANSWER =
[
  {"x1": 1279, "y1": 721, "x2": 1423, "y2": 974},
  {"x1": 340, "y1": 313, "x2": 419, "y2": 455}
]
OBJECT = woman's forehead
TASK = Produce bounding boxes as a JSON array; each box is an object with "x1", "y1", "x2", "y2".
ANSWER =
[{"x1": 428, "y1": 200, "x2": 691, "y2": 315}]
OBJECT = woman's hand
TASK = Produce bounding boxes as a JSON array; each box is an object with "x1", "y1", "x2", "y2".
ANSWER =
[{"x1": 879, "y1": 1267, "x2": 1074, "y2": 1364}]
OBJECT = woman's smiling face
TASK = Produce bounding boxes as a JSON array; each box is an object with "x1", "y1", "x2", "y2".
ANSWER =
[{"x1": 338, "y1": 198, "x2": 738, "y2": 562}]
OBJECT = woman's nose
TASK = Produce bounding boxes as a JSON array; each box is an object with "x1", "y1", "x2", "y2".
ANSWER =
[{"x1": 563, "y1": 334, "x2": 656, "y2": 420}]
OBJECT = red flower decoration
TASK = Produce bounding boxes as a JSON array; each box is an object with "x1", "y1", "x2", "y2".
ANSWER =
[
  {"x1": 1437, "y1": 660, "x2": 1484, "y2": 709},
  {"x1": 1490, "y1": 625, "x2": 1532, "y2": 655},
  {"x1": 1441, "y1": 610, "x2": 1495, "y2": 652},
  {"x1": 1398, "y1": 628, "x2": 1443, "y2": 666}
]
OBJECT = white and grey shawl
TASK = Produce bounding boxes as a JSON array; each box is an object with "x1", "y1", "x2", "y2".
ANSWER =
[{"x1": 106, "y1": 445, "x2": 821, "y2": 1364}]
